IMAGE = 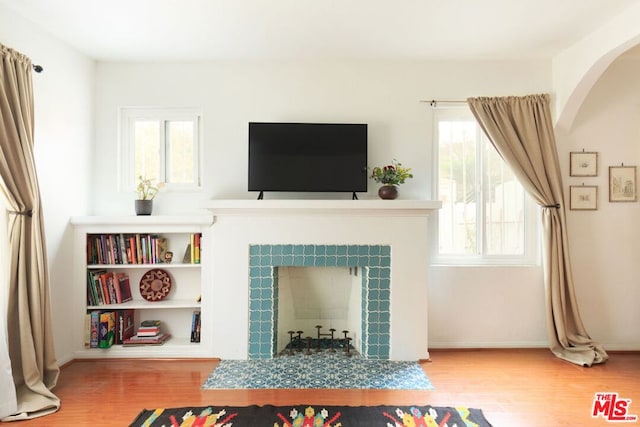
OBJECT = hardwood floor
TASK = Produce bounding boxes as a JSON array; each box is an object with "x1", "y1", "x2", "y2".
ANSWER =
[{"x1": 12, "y1": 349, "x2": 640, "y2": 426}]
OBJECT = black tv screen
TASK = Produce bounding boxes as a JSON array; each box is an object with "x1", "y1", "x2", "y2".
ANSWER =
[{"x1": 248, "y1": 122, "x2": 368, "y2": 195}]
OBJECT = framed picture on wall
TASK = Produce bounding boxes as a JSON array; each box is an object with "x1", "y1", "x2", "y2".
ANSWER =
[
  {"x1": 569, "y1": 185, "x2": 598, "y2": 210},
  {"x1": 570, "y1": 151, "x2": 598, "y2": 176},
  {"x1": 609, "y1": 165, "x2": 636, "y2": 202}
]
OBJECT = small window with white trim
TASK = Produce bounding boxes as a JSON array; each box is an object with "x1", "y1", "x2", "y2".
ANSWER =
[
  {"x1": 433, "y1": 107, "x2": 539, "y2": 265},
  {"x1": 119, "y1": 107, "x2": 202, "y2": 192}
]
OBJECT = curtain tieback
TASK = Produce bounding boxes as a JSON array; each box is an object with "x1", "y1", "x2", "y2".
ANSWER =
[
  {"x1": 8, "y1": 210, "x2": 33, "y2": 217},
  {"x1": 543, "y1": 204, "x2": 560, "y2": 209}
]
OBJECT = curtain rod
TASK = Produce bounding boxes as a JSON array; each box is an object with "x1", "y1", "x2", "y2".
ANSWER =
[
  {"x1": 420, "y1": 99, "x2": 466, "y2": 107},
  {"x1": 32, "y1": 64, "x2": 43, "y2": 73}
]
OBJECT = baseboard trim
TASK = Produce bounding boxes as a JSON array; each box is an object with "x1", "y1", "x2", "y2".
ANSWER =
[
  {"x1": 428, "y1": 341, "x2": 548, "y2": 349},
  {"x1": 428, "y1": 342, "x2": 640, "y2": 351},
  {"x1": 600, "y1": 343, "x2": 640, "y2": 351}
]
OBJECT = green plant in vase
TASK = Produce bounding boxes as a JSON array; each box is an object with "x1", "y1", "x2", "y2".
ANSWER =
[{"x1": 369, "y1": 160, "x2": 413, "y2": 199}]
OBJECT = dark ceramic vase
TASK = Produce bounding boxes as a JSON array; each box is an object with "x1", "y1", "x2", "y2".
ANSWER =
[
  {"x1": 378, "y1": 185, "x2": 398, "y2": 200},
  {"x1": 135, "y1": 199, "x2": 153, "y2": 215}
]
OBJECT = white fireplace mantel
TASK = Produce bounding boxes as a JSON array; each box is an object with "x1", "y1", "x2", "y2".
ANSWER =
[
  {"x1": 204, "y1": 198, "x2": 441, "y2": 361},
  {"x1": 203, "y1": 199, "x2": 441, "y2": 217}
]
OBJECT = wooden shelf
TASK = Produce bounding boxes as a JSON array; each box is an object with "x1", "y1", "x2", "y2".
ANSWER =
[
  {"x1": 88, "y1": 263, "x2": 201, "y2": 269},
  {"x1": 73, "y1": 337, "x2": 208, "y2": 359},
  {"x1": 88, "y1": 299, "x2": 201, "y2": 310}
]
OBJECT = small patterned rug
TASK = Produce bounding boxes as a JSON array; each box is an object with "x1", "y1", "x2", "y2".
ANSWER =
[
  {"x1": 202, "y1": 352, "x2": 433, "y2": 390},
  {"x1": 130, "y1": 404, "x2": 493, "y2": 426}
]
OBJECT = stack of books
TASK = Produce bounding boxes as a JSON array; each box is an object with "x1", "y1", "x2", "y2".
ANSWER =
[{"x1": 122, "y1": 320, "x2": 170, "y2": 346}]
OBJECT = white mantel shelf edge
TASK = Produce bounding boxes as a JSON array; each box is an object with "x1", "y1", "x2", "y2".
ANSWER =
[{"x1": 203, "y1": 199, "x2": 441, "y2": 216}]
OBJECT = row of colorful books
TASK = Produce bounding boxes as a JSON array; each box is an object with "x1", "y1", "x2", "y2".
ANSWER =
[
  {"x1": 86, "y1": 233, "x2": 203, "y2": 266},
  {"x1": 87, "y1": 270, "x2": 133, "y2": 306},
  {"x1": 86, "y1": 233, "x2": 172, "y2": 265},
  {"x1": 85, "y1": 309, "x2": 135, "y2": 348}
]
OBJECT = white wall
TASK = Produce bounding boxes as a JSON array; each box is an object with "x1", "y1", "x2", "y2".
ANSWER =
[
  {"x1": 557, "y1": 54, "x2": 640, "y2": 350},
  {"x1": 94, "y1": 59, "x2": 556, "y2": 352},
  {"x1": 429, "y1": 265, "x2": 547, "y2": 348},
  {"x1": 93, "y1": 60, "x2": 549, "y2": 212},
  {"x1": 0, "y1": 5, "x2": 94, "y2": 364}
]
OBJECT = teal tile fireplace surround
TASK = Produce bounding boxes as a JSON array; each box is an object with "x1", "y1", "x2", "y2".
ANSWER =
[{"x1": 248, "y1": 244, "x2": 391, "y2": 359}]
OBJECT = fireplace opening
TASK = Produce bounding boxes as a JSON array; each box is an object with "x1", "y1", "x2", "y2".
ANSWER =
[
  {"x1": 248, "y1": 244, "x2": 391, "y2": 359},
  {"x1": 276, "y1": 266, "x2": 361, "y2": 356}
]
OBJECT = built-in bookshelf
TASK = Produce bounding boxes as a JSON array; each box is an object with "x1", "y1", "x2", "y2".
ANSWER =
[{"x1": 71, "y1": 215, "x2": 213, "y2": 359}]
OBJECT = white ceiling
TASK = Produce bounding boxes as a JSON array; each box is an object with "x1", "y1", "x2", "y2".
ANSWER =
[{"x1": 1, "y1": 0, "x2": 638, "y2": 62}]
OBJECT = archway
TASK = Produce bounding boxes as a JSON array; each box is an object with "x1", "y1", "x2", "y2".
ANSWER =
[{"x1": 553, "y1": 3, "x2": 640, "y2": 131}]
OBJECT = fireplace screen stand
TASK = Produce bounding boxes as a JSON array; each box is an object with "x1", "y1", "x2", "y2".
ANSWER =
[{"x1": 280, "y1": 325, "x2": 356, "y2": 357}]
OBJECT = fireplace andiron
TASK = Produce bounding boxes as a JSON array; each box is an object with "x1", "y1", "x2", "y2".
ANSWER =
[{"x1": 282, "y1": 325, "x2": 355, "y2": 357}]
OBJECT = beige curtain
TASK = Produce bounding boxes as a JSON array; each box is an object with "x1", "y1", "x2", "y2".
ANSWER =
[
  {"x1": 0, "y1": 44, "x2": 60, "y2": 420},
  {"x1": 467, "y1": 94, "x2": 607, "y2": 367}
]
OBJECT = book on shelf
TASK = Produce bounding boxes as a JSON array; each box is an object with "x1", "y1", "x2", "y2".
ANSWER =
[
  {"x1": 136, "y1": 326, "x2": 160, "y2": 337},
  {"x1": 190, "y1": 234, "x2": 196, "y2": 264},
  {"x1": 136, "y1": 236, "x2": 144, "y2": 263},
  {"x1": 116, "y1": 273, "x2": 133, "y2": 303},
  {"x1": 190, "y1": 310, "x2": 201, "y2": 343},
  {"x1": 195, "y1": 233, "x2": 201, "y2": 263},
  {"x1": 140, "y1": 319, "x2": 161, "y2": 327},
  {"x1": 88, "y1": 311, "x2": 99, "y2": 348},
  {"x1": 84, "y1": 312, "x2": 91, "y2": 348},
  {"x1": 98, "y1": 311, "x2": 115, "y2": 348},
  {"x1": 104, "y1": 272, "x2": 117, "y2": 304},
  {"x1": 125, "y1": 332, "x2": 168, "y2": 341},
  {"x1": 122, "y1": 333, "x2": 171, "y2": 346},
  {"x1": 118, "y1": 234, "x2": 128, "y2": 266},
  {"x1": 116, "y1": 309, "x2": 135, "y2": 345},
  {"x1": 86, "y1": 270, "x2": 100, "y2": 306},
  {"x1": 156, "y1": 237, "x2": 168, "y2": 264},
  {"x1": 140, "y1": 234, "x2": 149, "y2": 264}
]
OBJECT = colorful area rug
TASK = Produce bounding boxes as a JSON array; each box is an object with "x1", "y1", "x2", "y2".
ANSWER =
[
  {"x1": 130, "y1": 404, "x2": 493, "y2": 426},
  {"x1": 202, "y1": 352, "x2": 433, "y2": 390}
]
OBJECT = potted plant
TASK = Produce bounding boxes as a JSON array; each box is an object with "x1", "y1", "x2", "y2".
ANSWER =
[
  {"x1": 369, "y1": 160, "x2": 413, "y2": 199},
  {"x1": 135, "y1": 176, "x2": 164, "y2": 215}
]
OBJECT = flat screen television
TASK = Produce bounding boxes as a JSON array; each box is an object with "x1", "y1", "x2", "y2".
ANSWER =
[{"x1": 248, "y1": 122, "x2": 368, "y2": 198}]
